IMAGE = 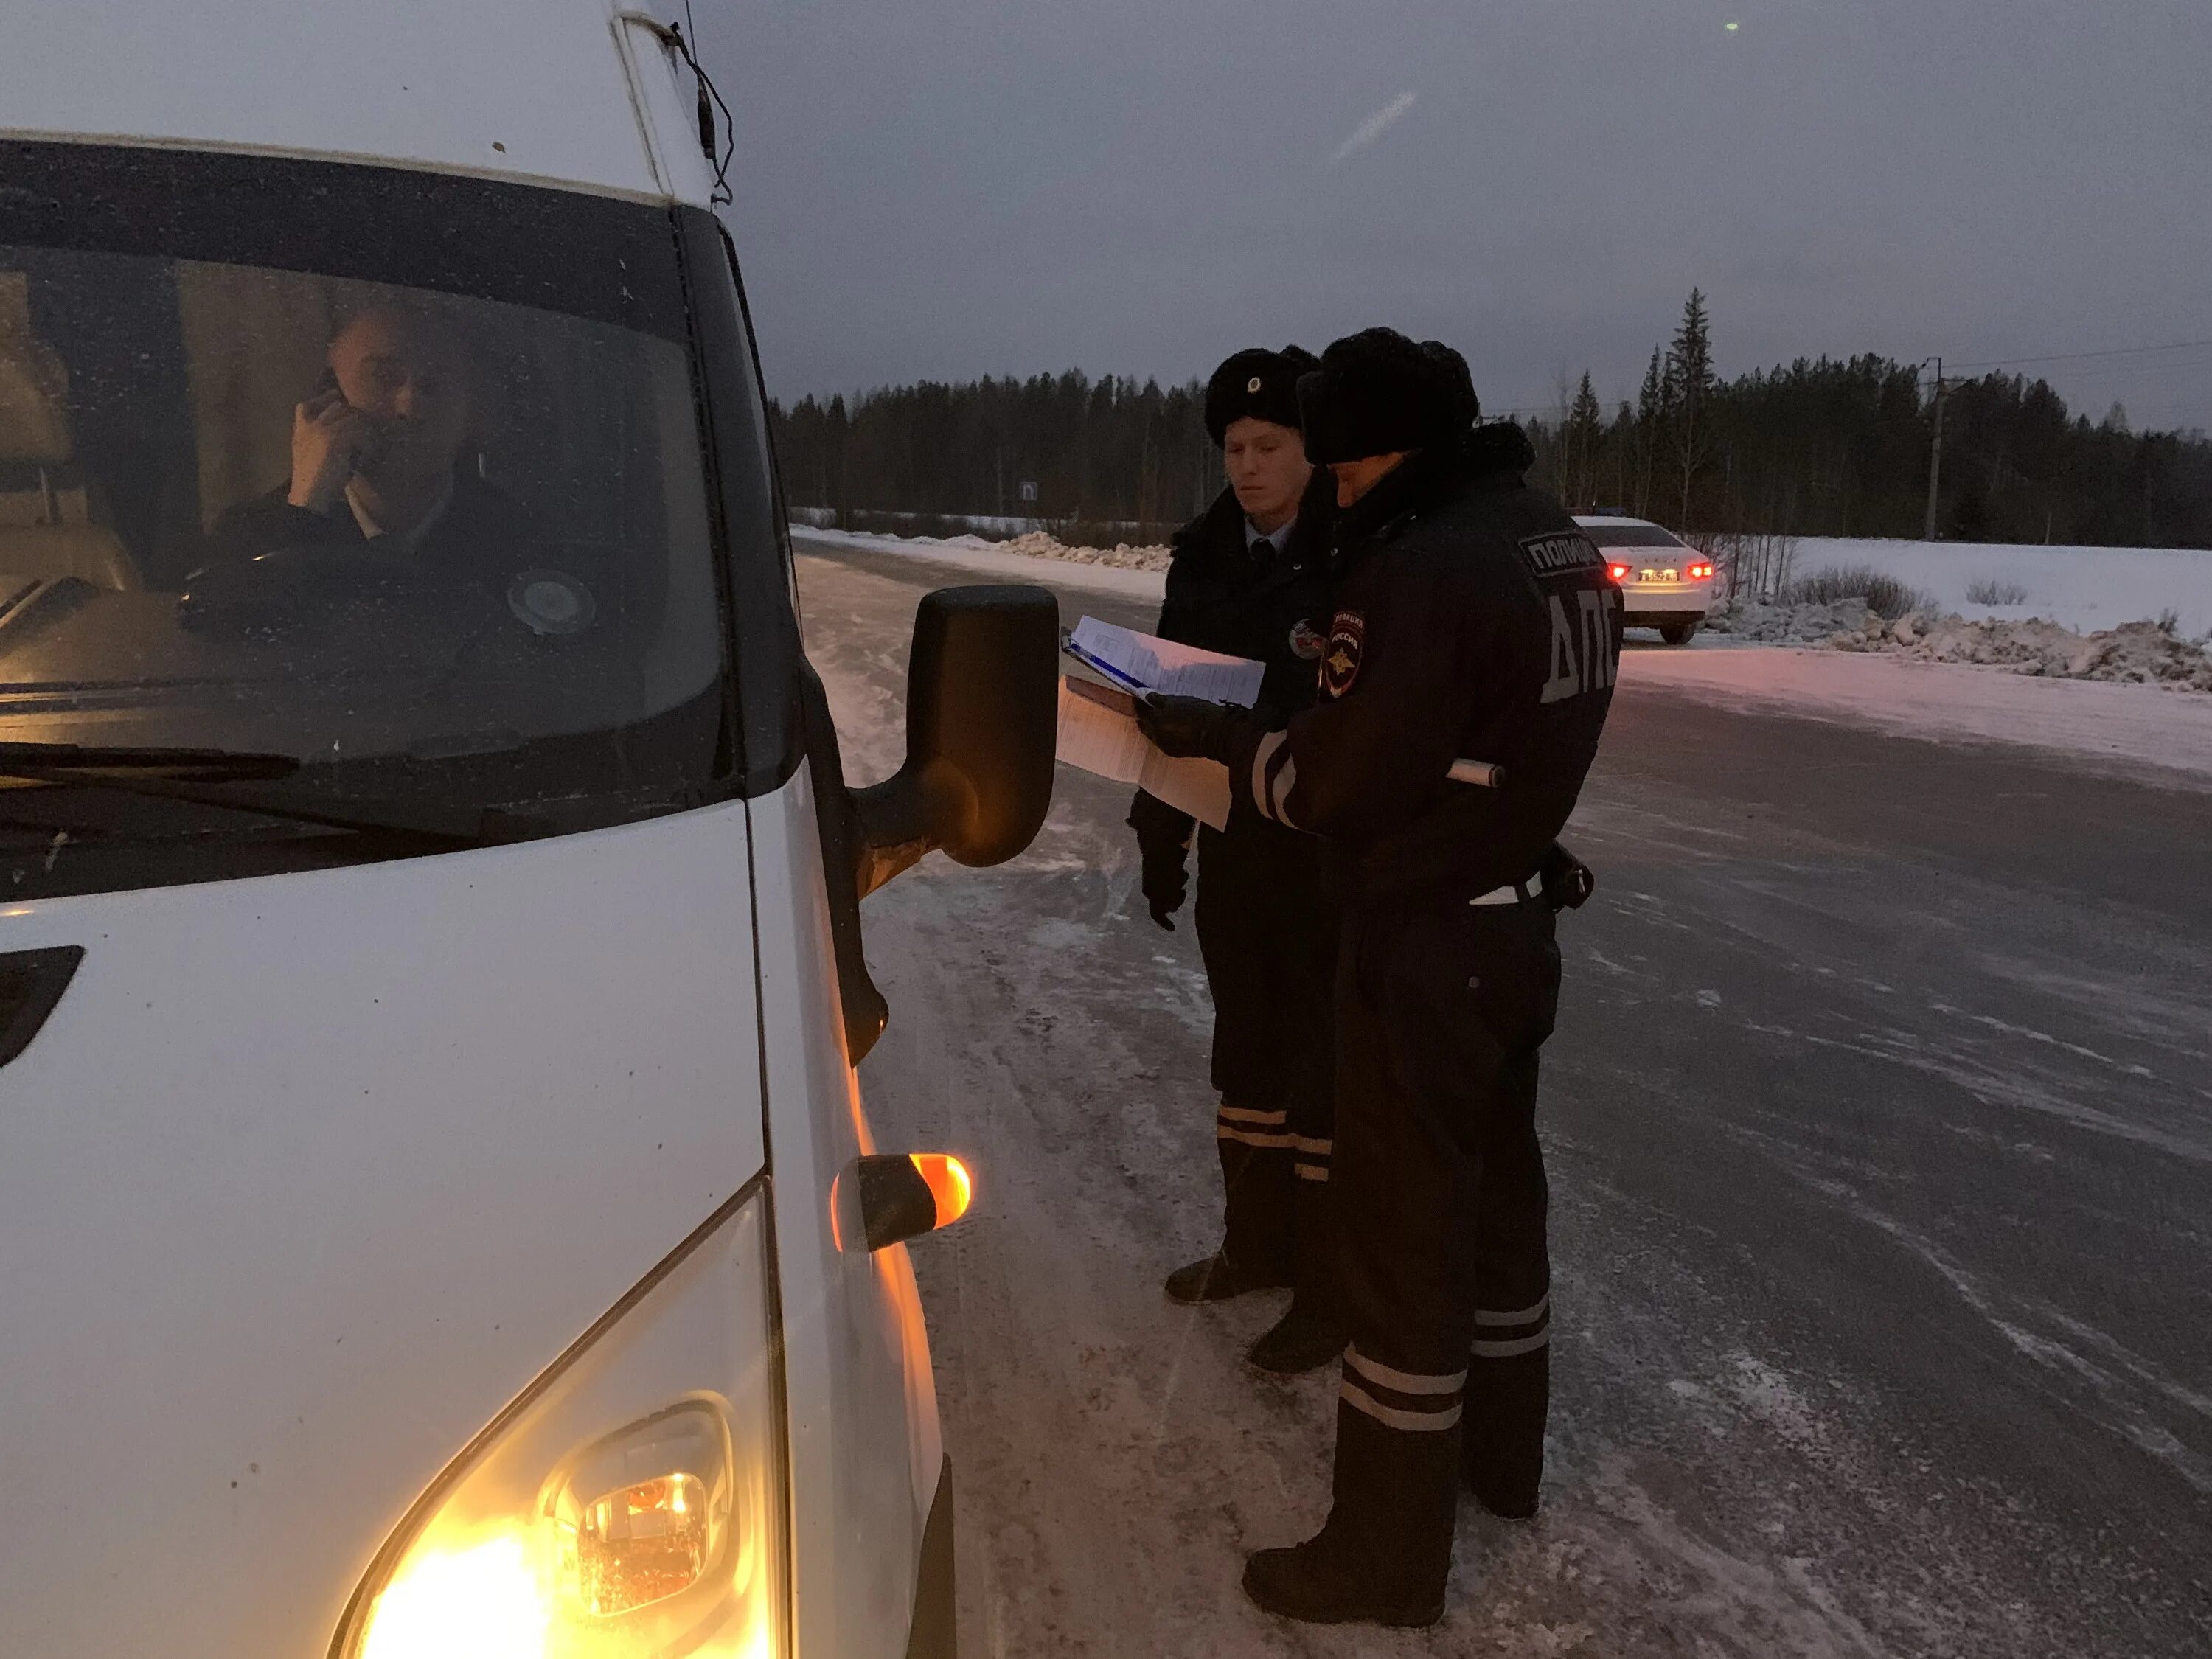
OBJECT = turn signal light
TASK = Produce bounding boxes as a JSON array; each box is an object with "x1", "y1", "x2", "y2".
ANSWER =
[
  {"x1": 846, "y1": 1152, "x2": 978, "y2": 1251},
  {"x1": 911, "y1": 1153, "x2": 973, "y2": 1227}
]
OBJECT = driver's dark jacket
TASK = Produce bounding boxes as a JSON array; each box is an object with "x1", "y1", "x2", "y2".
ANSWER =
[
  {"x1": 1234, "y1": 425, "x2": 1621, "y2": 908},
  {"x1": 198, "y1": 470, "x2": 542, "y2": 585}
]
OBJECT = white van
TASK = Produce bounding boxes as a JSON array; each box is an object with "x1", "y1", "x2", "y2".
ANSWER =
[{"x1": 0, "y1": 5, "x2": 1057, "y2": 1655}]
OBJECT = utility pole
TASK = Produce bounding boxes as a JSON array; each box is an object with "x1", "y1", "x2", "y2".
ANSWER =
[{"x1": 1922, "y1": 356, "x2": 1947, "y2": 542}]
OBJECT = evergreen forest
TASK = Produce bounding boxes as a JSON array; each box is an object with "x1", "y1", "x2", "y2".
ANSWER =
[{"x1": 767, "y1": 294, "x2": 2212, "y2": 549}]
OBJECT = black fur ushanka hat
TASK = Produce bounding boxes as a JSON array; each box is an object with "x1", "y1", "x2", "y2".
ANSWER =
[
  {"x1": 1296, "y1": 327, "x2": 1480, "y2": 464},
  {"x1": 1203, "y1": 345, "x2": 1321, "y2": 445}
]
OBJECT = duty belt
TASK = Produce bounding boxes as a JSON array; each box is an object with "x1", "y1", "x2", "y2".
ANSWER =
[
  {"x1": 1467, "y1": 875, "x2": 1542, "y2": 908},
  {"x1": 1469, "y1": 844, "x2": 1599, "y2": 912}
]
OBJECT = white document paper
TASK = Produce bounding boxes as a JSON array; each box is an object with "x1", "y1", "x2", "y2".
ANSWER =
[
  {"x1": 1065, "y1": 615, "x2": 1268, "y2": 707},
  {"x1": 1054, "y1": 617, "x2": 1267, "y2": 831}
]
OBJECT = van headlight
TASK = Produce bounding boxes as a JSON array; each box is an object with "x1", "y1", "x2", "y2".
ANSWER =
[{"x1": 333, "y1": 1187, "x2": 783, "y2": 1659}]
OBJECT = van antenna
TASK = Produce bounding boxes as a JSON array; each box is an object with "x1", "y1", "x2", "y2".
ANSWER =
[{"x1": 619, "y1": 9, "x2": 735, "y2": 205}]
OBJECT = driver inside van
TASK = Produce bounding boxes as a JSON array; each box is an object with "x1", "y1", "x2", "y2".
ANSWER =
[{"x1": 200, "y1": 303, "x2": 540, "y2": 577}]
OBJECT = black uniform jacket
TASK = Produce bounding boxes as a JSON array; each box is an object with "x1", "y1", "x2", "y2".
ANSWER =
[
  {"x1": 200, "y1": 470, "x2": 544, "y2": 583},
  {"x1": 1235, "y1": 425, "x2": 1621, "y2": 907},
  {"x1": 1131, "y1": 468, "x2": 1338, "y2": 845}
]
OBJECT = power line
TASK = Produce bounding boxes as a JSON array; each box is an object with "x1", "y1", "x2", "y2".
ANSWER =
[{"x1": 1947, "y1": 337, "x2": 2212, "y2": 372}]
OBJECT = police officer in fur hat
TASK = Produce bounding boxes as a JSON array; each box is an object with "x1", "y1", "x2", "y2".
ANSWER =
[
  {"x1": 1134, "y1": 345, "x2": 1346, "y2": 1374},
  {"x1": 1138, "y1": 327, "x2": 1618, "y2": 1625}
]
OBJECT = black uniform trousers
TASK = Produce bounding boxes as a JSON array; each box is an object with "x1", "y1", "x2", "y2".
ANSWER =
[
  {"x1": 1325, "y1": 886, "x2": 1558, "y2": 1591},
  {"x1": 1192, "y1": 808, "x2": 1338, "y2": 1306}
]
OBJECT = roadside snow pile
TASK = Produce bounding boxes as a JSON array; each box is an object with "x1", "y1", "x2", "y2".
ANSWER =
[
  {"x1": 992, "y1": 531, "x2": 1172, "y2": 572},
  {"x1": 1786, "y1": 538, "x2": 2212, "y2": 638},
  {"x1": 1711, "y1": 600, "x2": 2212, "y2": 689},
  {"x1": 1707, "y1": 599, "x2": 1880, "y2": 644},
  {"x1": 1860, "y1": 613, "x2": 2212, "y2": 689}
]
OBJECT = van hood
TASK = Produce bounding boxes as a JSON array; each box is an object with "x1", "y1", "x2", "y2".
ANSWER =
[{"x1": 0, "y1": 801, "x2": 765, "y2": 1655}]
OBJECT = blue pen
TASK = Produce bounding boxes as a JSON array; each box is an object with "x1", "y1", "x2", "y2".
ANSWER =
[{"x1": 1061, "y1": 636, "x2": 1151, "y2": 695}]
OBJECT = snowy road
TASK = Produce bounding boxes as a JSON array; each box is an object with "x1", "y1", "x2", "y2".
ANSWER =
[{"x1": 795, "y1": 537, "x2": 2212, "y2": 1658}]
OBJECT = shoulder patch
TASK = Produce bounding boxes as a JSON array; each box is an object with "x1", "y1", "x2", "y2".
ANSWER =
[
  {"x1": 1516, "y1": 530, "x2": 1604, "y2": 585},
  {"x1": 1321, "y1": 610, "x2": 1366, "y2": 699}
]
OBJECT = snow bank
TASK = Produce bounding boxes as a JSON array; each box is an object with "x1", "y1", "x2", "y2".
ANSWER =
[
  {"x1": 1844, "y1": 612, "x2": 2212, "y2": 689},
  {"x1": 1784, "y1": 538, "x2": 2212, "y2": 637},
  {"x1": 1710, "y1": 599, "x2": 2212, "y2": 691},
  {"x1": 791, "y1": 526, "x2": 1169, "y2": 600},
  {"x1": 990, "y1": 530, "x2": 1172, "y2": 572},
  {"x1": 1708, "y1": 598, "x2": 1892, "y2": 644}
]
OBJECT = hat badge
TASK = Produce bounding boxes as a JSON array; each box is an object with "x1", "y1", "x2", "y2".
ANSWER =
[{"x1": 1246, "y1": 375, "x2": 1262, "y2": 393}]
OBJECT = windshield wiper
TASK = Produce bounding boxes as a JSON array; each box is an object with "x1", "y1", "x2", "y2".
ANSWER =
[
  {"x1": 0, "y1": 741, "x2": 300, "y2": 782},
  {"x1": 0, "y1": 745, "x2": 504, "y2": 847}
]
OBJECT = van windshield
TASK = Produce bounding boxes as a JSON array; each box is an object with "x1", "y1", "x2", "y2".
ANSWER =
[{"x1": 0, "y1": 143, "x2": 744, "y2": 894}]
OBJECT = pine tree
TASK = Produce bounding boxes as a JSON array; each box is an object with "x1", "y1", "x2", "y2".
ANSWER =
[
  {"x1": 1634, "y1": 349, "x2": 1666, "y2": 518},
  {"x1": 1666, "y1": 288, "x2": 1717, "y2": 525},
  {"x1": 826, "y1": 394, "x2": 850, "y2": 526},
  {"x1": 1565, "y1": 372, "x2": 1603, "y2": 509},
  {"x1": 1668, "y1": 288, "x2": 1714, "y2": 405}
]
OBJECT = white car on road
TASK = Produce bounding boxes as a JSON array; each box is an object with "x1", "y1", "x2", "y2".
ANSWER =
[{"x1": 1576, "y1": 515, "x2": 1715, "y2": 644}]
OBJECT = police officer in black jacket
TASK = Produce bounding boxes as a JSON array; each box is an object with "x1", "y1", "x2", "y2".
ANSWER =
[
  {"x1": 1138, "y1": 328, "x2": 1621, "y2": 1627},
  {"x1": 1135, "y1": 346, "x2": 1345, "y2": 1374}
]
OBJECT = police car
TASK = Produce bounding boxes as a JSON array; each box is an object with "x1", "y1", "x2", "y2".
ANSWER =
[{"x1": 1575, "y1": 514, "x2": 1714, "y2": 644}]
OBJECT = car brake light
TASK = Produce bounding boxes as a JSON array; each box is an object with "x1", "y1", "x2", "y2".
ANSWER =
[
  {"x1": 1688, "y1": 561, "x2": 1714, "y2": 580},
  {"x1": 1606, "y1": 562, "x2": 1631, "y2": 583}
]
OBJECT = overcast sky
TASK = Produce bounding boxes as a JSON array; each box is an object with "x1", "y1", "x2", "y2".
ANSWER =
[{"x1": 701, "y1": 0, "x2": 2212, "y2": 432}]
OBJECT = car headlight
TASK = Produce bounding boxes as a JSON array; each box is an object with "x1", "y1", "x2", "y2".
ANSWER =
[{"x1": 332, "y1": 1186, "x2": 783, "y2": 1659}]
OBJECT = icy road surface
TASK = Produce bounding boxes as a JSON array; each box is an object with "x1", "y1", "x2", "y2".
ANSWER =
[{"x1": 796, "y1": 536, "x2": 2211, "y2": 1658}]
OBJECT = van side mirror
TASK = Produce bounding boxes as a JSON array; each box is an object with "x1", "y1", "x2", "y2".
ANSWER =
[
  {"x1": 836, "y1": 1152, "x2": 976, "y2": 1252},
  {"x1": 850, "y1": 585, "x2": 1058, "y2": 897}
]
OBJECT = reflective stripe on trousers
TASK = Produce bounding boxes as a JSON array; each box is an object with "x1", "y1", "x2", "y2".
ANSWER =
[{"x1": 1341, "y1": 1343, "x2": 1464, "y2": 1432}]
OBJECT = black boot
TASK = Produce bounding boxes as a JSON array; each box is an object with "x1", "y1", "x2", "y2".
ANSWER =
[
  {"x1": 1242, "y1": 1397, "x2": 1459, "y2": 1626},
  {"x1": 1246, "y1": 1301, "x2": 1347, "y2": 1374},
  {"x1": 1163, "y1": 1251, "x2": 1291, "y2": 1304},
  {"x1": 1242, "y1": 1522, "x2": 1444, "y2": 1627},
  {"x1": 1462, "y1": 1347, "x2": 1548, "y2": 1518}
]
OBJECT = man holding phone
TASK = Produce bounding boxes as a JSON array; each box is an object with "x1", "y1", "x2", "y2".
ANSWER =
[{"x1": 204, "y1": 302, "x2": 539, "y2": 575}]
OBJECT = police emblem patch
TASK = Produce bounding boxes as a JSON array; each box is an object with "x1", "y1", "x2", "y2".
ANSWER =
[
  {"x1": 1288, "y1": 619, "x2": 1327, "y2": 661},
  {"x1": 1321, "y1": 611, "x2": 1366, "y2": 699}
]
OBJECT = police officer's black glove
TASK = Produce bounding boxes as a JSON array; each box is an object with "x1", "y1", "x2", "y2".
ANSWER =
[
  {"x1": 1539, "y1": 840, "x2": 1596, "y2": 911},
  {"x1": 1136, "y1": 693, "x2": 1252, "y2": 765},
  {"x1": 1127, "y1": 790, "x2": 1192, "y2": 931},
  {"x1": 1138, "y1": 834, "x2": 1189, "y2": 930}
]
